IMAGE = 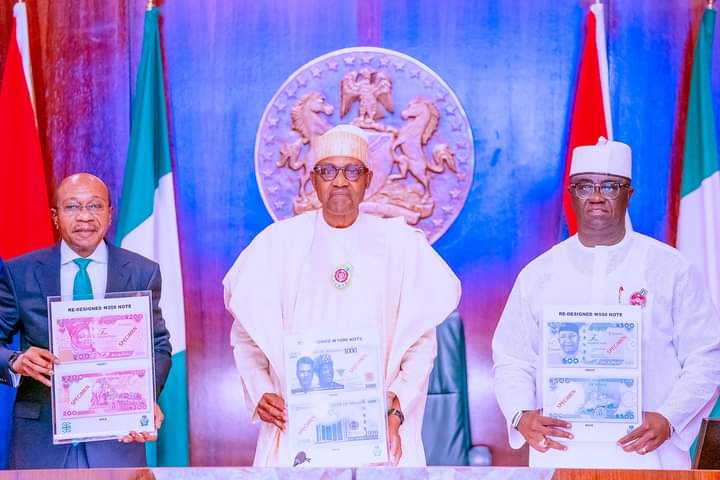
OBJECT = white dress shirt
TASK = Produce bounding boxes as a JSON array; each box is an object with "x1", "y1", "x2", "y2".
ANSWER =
[{"x1": 60, "y1": 240, "x2": 108, "y2": 299}]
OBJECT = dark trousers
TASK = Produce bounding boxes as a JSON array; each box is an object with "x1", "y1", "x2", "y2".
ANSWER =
[{"x1": 63, "y1": 443, "x2": 89, "y2": 468}]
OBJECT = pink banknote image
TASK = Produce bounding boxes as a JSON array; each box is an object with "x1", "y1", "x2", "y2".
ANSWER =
[
  {"x1": 58, "y1": 369, "x2": 151, "y2": 419},
  {"x1": 55, "y1": 314, "x2": 148, "y2": 362}
]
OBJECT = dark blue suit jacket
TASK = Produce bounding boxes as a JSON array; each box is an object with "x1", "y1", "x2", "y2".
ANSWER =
[{"x1": 0, "y1": 243, "x2": 172, "y2": 469}]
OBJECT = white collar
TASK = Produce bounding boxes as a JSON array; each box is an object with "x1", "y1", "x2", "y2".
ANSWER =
[
  {"x1": 316, "y1": 211, "x2": 364, "y2": 235},
  {"x1": 60, "y1": 239, "x2": 109, "y2": 266},
  {"x1": 571, "y1": 230, "x2": 633, "y2": 253}
]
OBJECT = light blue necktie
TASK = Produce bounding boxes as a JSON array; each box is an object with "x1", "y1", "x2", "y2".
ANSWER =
[{"x1": 72, "y1": 258, "x2": 93, "y2": 300}]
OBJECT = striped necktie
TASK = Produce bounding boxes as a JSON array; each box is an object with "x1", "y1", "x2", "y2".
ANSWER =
[{"x1": 72, "y1": 258, "x2": 93, "y2": 300}]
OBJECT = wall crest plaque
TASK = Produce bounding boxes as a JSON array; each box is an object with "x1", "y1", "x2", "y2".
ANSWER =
[{"x1": 254, "y1": 47, "x2": 474, "y2": 244}]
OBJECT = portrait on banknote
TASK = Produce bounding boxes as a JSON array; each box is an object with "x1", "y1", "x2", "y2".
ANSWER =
[
  {"x1": 545, "y1": 320, "x2": 639, "y2": 369},
  {"x1": 284, "y1": 329, "x2": 388, "y2": 466},
  {"x1": 48, "y1": 291, "x2": 156, "y2": 444},
  {"x1": 542, "y1": 305, "x2": 642, "y2": 442}
]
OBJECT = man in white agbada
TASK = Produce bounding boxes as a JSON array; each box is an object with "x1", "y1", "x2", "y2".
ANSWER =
[
  {"x1": 223, "y1": 124, "x2": 461, "y2": 466},
  {"x1": 492, "y1": 138, "x2": 720, "y2": 469}
]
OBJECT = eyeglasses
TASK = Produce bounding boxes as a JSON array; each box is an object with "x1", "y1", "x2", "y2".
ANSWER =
[
  {"x1": 55, "y1": 202, "x2": 108, "y2": 216},
  {"x1": 568, "y1": 181, "x2": 631, "y2": 200},
  {"x1": 313, "y1": 164, "x2": 368, "y2": 182}
]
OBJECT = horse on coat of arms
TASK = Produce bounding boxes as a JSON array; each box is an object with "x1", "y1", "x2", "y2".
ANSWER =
[
  {"x1": 388, "y1": 97, "x2": 459, "y2": 201},
  {"x1": 277, "y1": 92, "x2": 334, "y2": 207}
]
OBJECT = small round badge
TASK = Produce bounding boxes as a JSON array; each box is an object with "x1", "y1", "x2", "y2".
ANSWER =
[
  {"x1": 630, "y1": 289, "x2": 648, "y2": 307},
  {"x1": 332, "y1": 265, "x2": 352, "y2": 290}
]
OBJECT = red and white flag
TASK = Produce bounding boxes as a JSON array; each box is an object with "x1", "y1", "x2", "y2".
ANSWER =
[
  {"x1": 562, "y1": 2, "x2": 614, "y2": 235},
  {"x1": 0, "y1": 2, "x2": 54, "y2": 259},
  {"x1": 0, "y1": 2, "x2": 55, "y2": 469}
]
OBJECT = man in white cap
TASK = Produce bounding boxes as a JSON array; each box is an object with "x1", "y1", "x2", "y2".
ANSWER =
[
  {"x1": 492, "y1": 138, "x2": 720, "y2": 469},
  {"x1": 223, "y1": 124, "x2": 461, "y2": 466}
]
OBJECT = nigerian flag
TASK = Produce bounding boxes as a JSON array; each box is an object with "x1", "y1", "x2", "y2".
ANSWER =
[
  {"x1": 116, "y1": 6, "x2": 189, "y2": 466},
  {"x1": 678, "y1": 7, "x2": 720, "y2": 314},
  {"x1": 677, "y1": 7, "x2": 720, "y2": 449}
]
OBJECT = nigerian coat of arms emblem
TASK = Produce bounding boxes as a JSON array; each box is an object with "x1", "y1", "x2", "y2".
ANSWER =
[{"x1": 254, "y1": 47, "x2": 474, "y2": 244}]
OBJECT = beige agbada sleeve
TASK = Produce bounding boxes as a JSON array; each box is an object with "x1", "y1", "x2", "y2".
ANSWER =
[
  {"x1": 381, "y1": 218, "x2": 461, "y2": 466},
  {"x1": 223, "y1": 214, "x2": 315, "y2": 420},
  {"x1": 224, "y1": 230, "x2": 279, "y2": 421},
  {"x1": 223, "y1": 214, "x2": 317, "y2": 465}
]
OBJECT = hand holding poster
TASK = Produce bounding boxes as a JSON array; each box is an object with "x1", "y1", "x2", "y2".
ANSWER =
[
  {"x1": 542, "y1": 305, "x2": 642, "y2": 442},
  {"x1": 284, "y1": 329, "x2": 388, "y2": 466},
  {"x1": 48, "y1": 292, "x2": 156, "y2": 444}
]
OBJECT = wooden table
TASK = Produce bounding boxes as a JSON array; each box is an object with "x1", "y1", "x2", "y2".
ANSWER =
[{"x1": 0, "y1": 467, "x2": 719, "y2": 480}]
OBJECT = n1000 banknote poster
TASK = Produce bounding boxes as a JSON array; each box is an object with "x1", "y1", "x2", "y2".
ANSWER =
[
  {"x1": 284, "y1": 329, "x2": 388, "y2": 466},
  {"x1": 542, "y1": 305, "x2": 642, "y2": 442},
  {"x1": 48, "y1": 292, "x2": 156, "y2": 444}
]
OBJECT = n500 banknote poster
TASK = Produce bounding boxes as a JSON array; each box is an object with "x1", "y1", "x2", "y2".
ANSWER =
[
  {"x1": 48, "y1": 291, "x2": 156, "y2": 444},
  {"x1": 284, "y1": 329, "x2": 388, "y2": 466},
  {"x1": 542, "y1": 305, "x2": 642, "y2": 442}
]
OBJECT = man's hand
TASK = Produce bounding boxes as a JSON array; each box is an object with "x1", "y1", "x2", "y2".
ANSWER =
[
  {"x1": 119, "y1": 402, "x2": 163, "y2": 443},
  {"x1": 256, "y1": 393, "x2": 286, "y2": 431},
  {"x1": 154, "y1": 401, "x2": 164, "y2": 430},
  {"x1": 517, "y1": 409, "x2": 573, "y2": 452},
  {"x1": 387, "y1": 414, "x2": 402, "y2": 466},
  {"x1": 617, "y1": 411, "x2": 671, "y2": 455},
  {"x1": 11, "y1": 347, "x2": 58, "y2": 387}
]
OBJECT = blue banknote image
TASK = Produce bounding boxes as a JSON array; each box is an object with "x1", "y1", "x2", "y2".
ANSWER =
[
  {"x1": 314, "y1": 354, "x2": 344, "y2": 391},
  {"x1": 547, "y1": 377, "x2": 638, "y2": 422},
  {"x1": 290, "y1": 354, "x2": 345, "y2": 393},
  {"x1": 292, "y1": 356, "x2": 316, "y2": 394},
  {"x1": 545, "y1": 322, "x2": 638, "y2": 368}
]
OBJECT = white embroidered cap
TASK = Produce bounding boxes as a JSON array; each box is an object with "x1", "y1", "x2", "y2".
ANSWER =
[
  {"x1": 313, "y1": 124, "x2": 369, "y2": 167},
  {"x1": 570, "y1": 137, "x2": 632, "y2": 179}
]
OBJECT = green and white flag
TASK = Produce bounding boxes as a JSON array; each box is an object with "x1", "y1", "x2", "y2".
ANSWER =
[
  {"x1": 116, "y1": 6, "x2": 189, "y2": 467},
  {"x1": 677, "y1": 7, "x2": 720, "y2": 430},
  {"x1": 678, "y1": 7, "x2": 719, "y2": 312}
]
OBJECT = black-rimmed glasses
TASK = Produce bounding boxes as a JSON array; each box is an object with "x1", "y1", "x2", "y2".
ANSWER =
[
  {"x1": 568, "y1": 181, "x2": 631, "y2": 200},
  {"x1": 313, "y1": 164, "x2": 368, "y2": 182},
  {"x1": 54, "y1": 202, "x2": 108, "y2": 216}
]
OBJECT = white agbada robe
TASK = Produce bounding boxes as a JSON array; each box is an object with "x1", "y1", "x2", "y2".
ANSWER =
[
  {"x1": 224, "y1": 211, "x2": 461, "y2": 466},
  {"x1": 493, "y1": 231, "x2": 720, "y2": 469}
]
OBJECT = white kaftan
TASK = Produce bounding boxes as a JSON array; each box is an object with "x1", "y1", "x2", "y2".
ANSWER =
[
  {"x1": 224, "y1": 211, "x2": 461, "y2": 466},
  {"x1": 493, "y1": 232, "x2": 720, "y2": 469}
]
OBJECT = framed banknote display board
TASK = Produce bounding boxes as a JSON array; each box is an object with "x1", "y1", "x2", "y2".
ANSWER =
[
  {"x1": 542, "y1": 305, "x2": 642, "y2": 442},
  {"x1": 48, "y1": 291, "x2": 156, "y2": 444},
  {"x1": 284, "y1": 329, "x2": 388, "y2": 466}
]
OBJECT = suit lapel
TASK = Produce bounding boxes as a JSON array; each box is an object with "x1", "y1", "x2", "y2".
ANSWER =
[
  {"x1": 106, "y1": 244, "x2": 132, "y2": 293},
  {"x1": 35, "y1": 245, "x2": 61, "y2": 298}
]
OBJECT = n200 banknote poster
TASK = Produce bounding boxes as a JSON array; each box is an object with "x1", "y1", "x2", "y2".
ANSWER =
[
  {"x1": 284, "y1": 329, "x2": 388, "y2": 466},
  {"x1": 48, "y1": 292, "x2": 156, "y2": 444},
  {"x1": 542, "y1": 305, "x2": 642, "y2": 442}
]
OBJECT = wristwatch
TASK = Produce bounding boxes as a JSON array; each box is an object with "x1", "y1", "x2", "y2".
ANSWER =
[
  {"x1": 387, "y1": 408, "x2": 404, "y2": 425},
  {"x1": 511, "y1": 410, "x2": 528, "y2": 430},
  {"x1": 8, "y1": 351, "x2": 21, "y2": 373}
]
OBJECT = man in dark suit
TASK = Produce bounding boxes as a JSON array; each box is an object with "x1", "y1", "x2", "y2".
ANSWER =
[{"x1": 0, "y1": 173, "x2": 172, "y2": 469}]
